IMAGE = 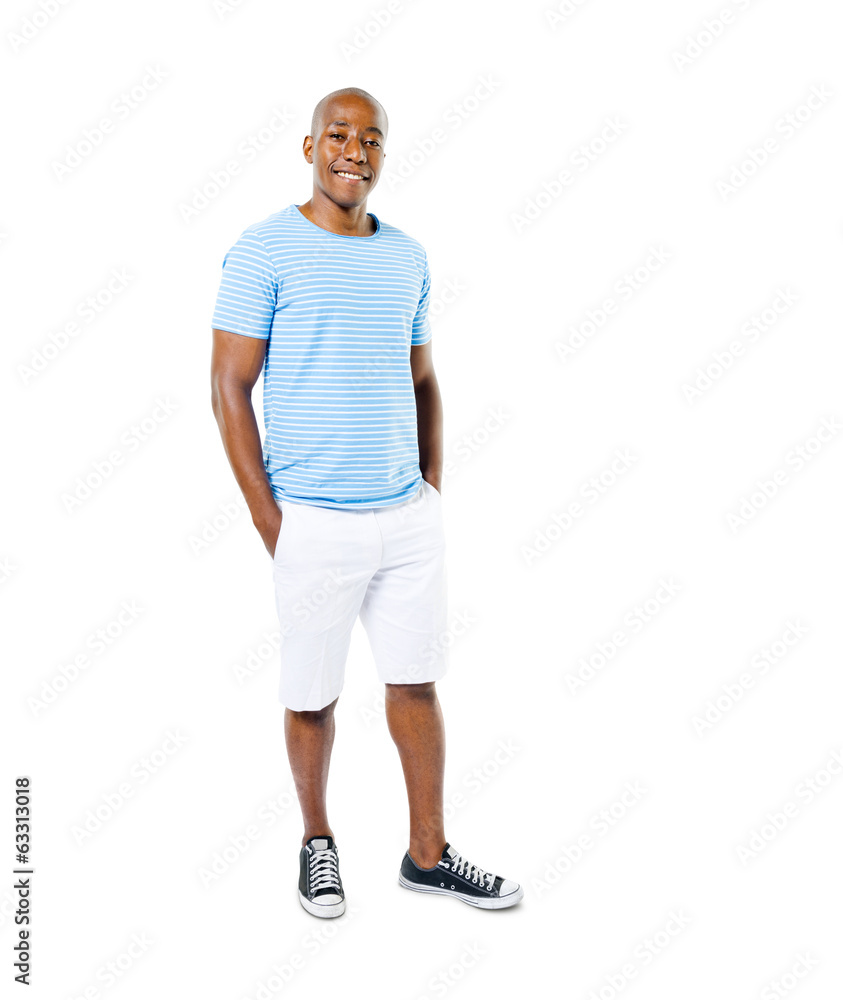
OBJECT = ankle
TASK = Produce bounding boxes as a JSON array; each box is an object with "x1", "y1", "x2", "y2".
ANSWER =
[
  {"x1": 409, "y1": 837, "x2": 446, "y2": 869},
  {"x1": 302, "y1": 828, "x2": 334, "y2": 847}
]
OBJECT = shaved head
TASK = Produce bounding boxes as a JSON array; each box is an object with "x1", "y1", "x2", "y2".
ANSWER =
[
  {"x1": 300, "y1": 87, "x2": 388, "y2": 217},
  {"x1": 310, "y1": 87, "x2": 388, "y2": 139}
]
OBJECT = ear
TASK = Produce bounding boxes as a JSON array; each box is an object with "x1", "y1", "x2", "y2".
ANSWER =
[{"x1": 302, "y1": 136, "x2": 314, "y2": 163}]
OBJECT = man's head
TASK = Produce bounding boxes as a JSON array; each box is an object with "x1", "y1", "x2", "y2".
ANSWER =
[{"x1": 304, "y1": 88, "x2": 388, "y2": 207}]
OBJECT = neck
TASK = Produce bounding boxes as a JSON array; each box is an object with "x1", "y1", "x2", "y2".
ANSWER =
[{"x1": 298, "y1": 191, "x2": 375, "y2": 237}]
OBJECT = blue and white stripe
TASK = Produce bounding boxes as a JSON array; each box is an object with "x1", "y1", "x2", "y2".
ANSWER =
[{"x1": 212, "y1": 203, "x2": 432, "y2": 508}]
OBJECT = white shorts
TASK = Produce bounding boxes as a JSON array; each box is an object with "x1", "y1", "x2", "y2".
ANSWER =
[{"x1": 272, "y1": 479, "x2": 448, "y2": 711}]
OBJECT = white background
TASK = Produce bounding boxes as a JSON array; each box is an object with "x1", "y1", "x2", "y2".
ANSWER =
[{"x1": 2, "y1": 0, "x2": 842, "y2": 997}]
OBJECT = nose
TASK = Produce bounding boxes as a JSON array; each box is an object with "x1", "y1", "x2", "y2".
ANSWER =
[{"x1": 342, "y1": 135, "x2": 366, "y2": 163}]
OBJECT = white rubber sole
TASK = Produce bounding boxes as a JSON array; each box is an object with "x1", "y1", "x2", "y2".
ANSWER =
[
  {"x1": 298, "y1": 892, "x2": 346, "y2": 918},
  {"x1": 398, "y1": 874, "x2": 523, "y2": 909}
]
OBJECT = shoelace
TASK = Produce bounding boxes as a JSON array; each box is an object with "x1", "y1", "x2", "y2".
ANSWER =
[
  {"x1": 449, "y1": 850, "x2": 495, "y2": 889},
  {"x1": 309, "y1": 848, "x2": 341, "y2": 892}
]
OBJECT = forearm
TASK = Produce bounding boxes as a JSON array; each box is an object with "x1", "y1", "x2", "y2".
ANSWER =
[
  {"x1": 212, "y1": 387, "x2": 279, "y2": 532},
  {"x1": 415, "y1": 375, "x2": 444, "y2": 491}
]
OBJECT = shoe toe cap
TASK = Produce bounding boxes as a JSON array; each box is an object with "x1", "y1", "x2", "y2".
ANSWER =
[
  {"x1": 499, "y1": 878, "x2": 521, "y2": 897},
  {"x1": 314, "y1": 893, "x2": 343, "y2": 906}
]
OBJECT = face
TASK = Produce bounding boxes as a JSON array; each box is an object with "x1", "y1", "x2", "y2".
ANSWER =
[{"x1": 304, "y1": 95, "x2": 387, "y2": 207}]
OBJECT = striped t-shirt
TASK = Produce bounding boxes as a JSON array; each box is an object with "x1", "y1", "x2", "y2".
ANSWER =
[{"x1": 211, "y1": 203, "x2": 432, "y2": 508}]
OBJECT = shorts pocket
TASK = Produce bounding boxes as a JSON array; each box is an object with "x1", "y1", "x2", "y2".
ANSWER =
[{"x1": 272, "y1": 508, "x2": 287, "y2": 562}]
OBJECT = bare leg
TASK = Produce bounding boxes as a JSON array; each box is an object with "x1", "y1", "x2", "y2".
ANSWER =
[
  {"x1": 284, "y1": 696, "x2": 338, "y2": 846},
  {"x1": 385, "y1": 681, "x2": 447, "y2": 868}
]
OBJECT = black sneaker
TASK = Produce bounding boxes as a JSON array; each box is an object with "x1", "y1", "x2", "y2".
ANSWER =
[
  {"x1": 298, "y1": 835, "x2": 345, "y2": 918},
  {"x1": 399, "y1": 843, "x2": 523, "y2": 909}
]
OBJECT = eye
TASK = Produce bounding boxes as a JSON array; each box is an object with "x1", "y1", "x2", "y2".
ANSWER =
[
  {"x1": 329, "y1": 133, "x2": 344, "y2": 140},
  {"x1": 366, "y1": 140, "x2": 380, "y2": 146}
]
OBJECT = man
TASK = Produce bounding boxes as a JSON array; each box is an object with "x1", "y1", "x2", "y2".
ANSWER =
[{"x1": 210, "y1": 87, "x2": 522, "y2": 917}]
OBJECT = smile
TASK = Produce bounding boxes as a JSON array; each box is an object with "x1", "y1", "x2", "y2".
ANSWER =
[{"x1": 335, "y1": 171, "x2": 368, "y2": 182}]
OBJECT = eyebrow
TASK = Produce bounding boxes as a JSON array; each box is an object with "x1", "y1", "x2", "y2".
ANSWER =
[{"x1": 325, "y1": 120, "x2": 384, "y2": 138}]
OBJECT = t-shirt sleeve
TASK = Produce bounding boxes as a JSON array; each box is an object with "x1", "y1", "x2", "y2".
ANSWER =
[
  {"x1": 411, "y1": 250, "x2": 432, "y2": 346},
  {"x1": 211, "y1": 231, "x2": 278, "y2": 340}
]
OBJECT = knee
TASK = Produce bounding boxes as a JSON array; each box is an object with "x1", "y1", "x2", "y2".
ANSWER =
[
  {"x1": 385, "y1": 680, "x2": 437, "y2": 703},
  {"x1": 286, "y1": 697, "x2": 337, "y2": 726}
]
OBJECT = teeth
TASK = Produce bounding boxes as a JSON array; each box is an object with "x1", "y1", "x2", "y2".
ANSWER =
[{"x1": 337, "y1": 171, "x2": 365, "y2": 179}]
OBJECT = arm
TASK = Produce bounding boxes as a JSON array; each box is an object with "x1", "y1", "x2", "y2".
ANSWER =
[
  {"x1": 410, "y1": 340, "x2": 444, "y2": 493},
  {"x1": 211, "y1": 328, "x2": 281, "y2": 556}
]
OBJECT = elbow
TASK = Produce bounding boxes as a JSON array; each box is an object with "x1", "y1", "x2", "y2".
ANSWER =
[
  {"x1": 211, "y1": 372, "x2": 230, "y2": 424},
  {"x1": 413, "y1": 372, "x2": 437, "y2": 395},
  {"x1": 211, "y1": 375, "x2": 249, "y2": 425},
  {"x1": 210, "y1": 379, "x2": 222, "y2": 421}
]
